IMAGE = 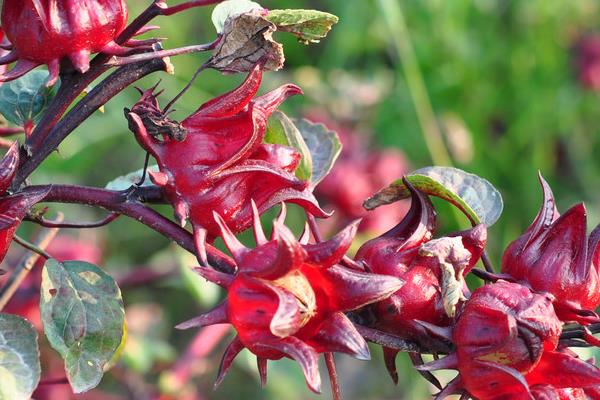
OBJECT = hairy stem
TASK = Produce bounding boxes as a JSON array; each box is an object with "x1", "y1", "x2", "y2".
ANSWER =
[{"x1": 324, "y1": 353, "x2": 342, "y2": 400}]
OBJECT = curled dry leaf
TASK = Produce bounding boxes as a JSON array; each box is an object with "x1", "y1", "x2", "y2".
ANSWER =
[{"x1": 208, "y1": 11, "x2": 284, "y2": 74}]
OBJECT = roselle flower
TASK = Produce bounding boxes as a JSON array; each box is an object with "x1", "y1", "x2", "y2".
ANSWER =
[
  {"x1": 314, "y1": 117, "x2": 410, "y2": 233},
  {"x1": 418, "y1": 281, "x2": 566, "y2": 400},
  {"x1": 0, "y1": 0, "x2": 130, "y2": 85},
  {"x1": 127, "y1": 64, "x2": 327, "y2": 254},
  {"x1": 575, "y1": 34, "x2": 600, "y2": 91},
  {"x1": 353, "y1": 183, "x2": 487, "y2": 382},
  {"x1": 501, "y1": 174, "x2": 600, "y2": 324},
  {"x1": 176, "y1": 207, "x2": 403, "y2": 392}
]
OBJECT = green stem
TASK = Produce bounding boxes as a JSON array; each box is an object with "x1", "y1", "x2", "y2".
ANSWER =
[{"x1": 376, "y1": 0, "x2": 452, "y2": 167}]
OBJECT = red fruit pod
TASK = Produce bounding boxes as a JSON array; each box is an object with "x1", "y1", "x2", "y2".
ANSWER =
[
  {"x1": 501, "y1": 173, "x2": 600, "y2": 324},
  {"x1": 127, "y1": 64, "x2": 328, "y2": 262},
  {"x1": 176, "y1": 210, "x2": 403, "y2": 393},
  {"x1": 0, "y1": 187, "x2": 50, "y2": 261},
  {"x1": 0, "y1": 0, "x2": 130, "y2": 85}
]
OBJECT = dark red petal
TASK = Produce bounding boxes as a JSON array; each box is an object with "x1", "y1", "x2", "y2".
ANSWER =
[
  {"x1": 262, "y1": 282, "x2": 303, "y2": 338},
  {"x1": 254, "y1": 337, "x2": 321, "y2": 393},
  {"x1": 304, "y1": 220, "x2": 359, "y2": 267},
  {"x1": 257, "y1": 358, "x2": 268, "y2": 387},
  {"x1": 308, "y1": 312, "x2": 370, "y2": 360},
  {"x1": 526, "y1": 351, "x2": 600, "y2": 388},
  {"x1": 193, "y1": 64, "x2": 262, "y2": 119},
  {"x1": 214, "y1": 336, "x2": 245, "y2": 388},
  {"x1": 251, "y1": 143, "x2": 301, "y2": 173},
  {"x1": 253, "y1": 84, "x2": 303, "y2": 116},
  {"x1": 314, "y1": 265, "x2": 404, "y2": 311},
  {"x1": 193, "y1": 267, "x2": 234, "y2": 288},
  {"x1": 0, "y1": 142, "x2": 19, "y2": 195},
  {"x1": 175, "y1": 301, "x2": 229, "y2": 330}
]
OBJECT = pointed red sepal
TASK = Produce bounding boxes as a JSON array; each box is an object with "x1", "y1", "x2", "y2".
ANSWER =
[
  {"x1": 525, "y1": 172, "x2": 560, "y2": 248},
  {"x1": 0, "y1": 142, "x2": 19, "y2": 195},
  {"x1": 175, "y1": 301, "x2": 229, "y2": 330},
  {"x1": 408, "y1": 352, "x2": 443, "y2": 390},
  {"x1": 308, "y1": 312, "x2": 370, "y2": 360},
  {"x1": 448, "y1": 223, "x2": 487, "y2": 274},
  {"x1": 0, "y1": 187, "x2": 50, "y2": 229},
  {"x1": 214, "y1": 336, "x2": 245, "y2": 388},
  {"x1": 254, "y1": 84, "x2": 303, "y2": 116},
  {"x1": 299, "y1": 222, "x2": 311, "y2": 245},
  {"x1": 434, "y1": 377, "x2": 465, "y2": 400},
  {"x1": 415, "y1": 353, "x2": 459, "y2": 371},
  {"x1": 254, "y1": 337, "x2": 321, "y2": 394},
  {"x1": 256, "y1": 221, "x2": 306, "y2": 279},
  {"x1": 193, "y1": 267, "x2": 234, "y2": 289},
  {"x1": 319, "y1": 265, "x2": 404, "y2": 311},
  {"x1": 257, "y1": 358, "x2": 268, "y2": 388},
  {"x1": 413, "y1": 320, "x2": 453, "y2": 342},
  {"x1": 148, "y1": 170, "x2": 169, "y2": 186},
  {"x1": 214, "y1": 211, "x2": 249, "y2": 262},
  {"x1": 251, "y1": 199, "x2": 268, "y2": 245},
  {"x1": 304, "y1": 220, "x2": 359, "y2": 267},
  {"x1": 384, "y1": 178, "x2": 436, "y2": 247},
  {"x1": 383, "y1": 347, "x2": 400, "y2": 384},
  {"x1": 193, "y1": 225, "x2": 209, "y2": 267},
  {"x1": 193, "y1": 64, "x2": 263, "y2": 119},
  {"x1": 526, "y1": 351, "x2": 600, "y2": 389},
  {"x1": 0, "y1": 59, "x2": 39, "y2": 82}
]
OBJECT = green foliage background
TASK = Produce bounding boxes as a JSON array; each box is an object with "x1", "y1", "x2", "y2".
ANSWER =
[{"x1": 12, "y1": 0, "x2": 600, "y2": 399}]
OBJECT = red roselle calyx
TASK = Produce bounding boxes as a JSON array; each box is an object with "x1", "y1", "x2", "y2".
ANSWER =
[
  {"x1": 353, "y1": 182, "x2": 487, "y2": 382},
  {"x1": 176, "y1": 206, "x2": 404, "y2": 393},
  {"x1": 417, "y1": 281, "x2": 600, "y2": 400},
  {"x1": 501, "y1": 173, "x2": 600, "y2": 324},
  {"x1": 127, "y1": 64, "x2": 327, "y2": 263},
  {"x1": 0, "y1": 0, "x2": 130, "y2": 85},
  {"x1": 0, "y1": 187, "x2": 49, "y2": 262}
]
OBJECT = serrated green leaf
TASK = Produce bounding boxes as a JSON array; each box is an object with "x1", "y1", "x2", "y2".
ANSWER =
[
  {"x1": 266, "y1": 9, "x2": 339, "y2": 43},
  {"x1": 40, "y1": 259, "x2": 125, "y2": 393},
  {"x1": 211, "y1": 0, "x2": 263, "y2": 33},
  {"x1": 0, "y1": 71, "x2": 56, "y2": 127},
  {"x1": 0, "y1": 314, "x2": 41, "y2": 400},
  {"x1": 291, "y1": 118, "x2": 342, "y2": 188},
  {"x1": 265, "y1": 111, "x2": 313, "y2": 182},
  {"x1": 105, "y1": 165, "x2": 159, "y2": 191},
  {"x1": 364, "y1": 166, "x2": 504, "y2": 226}
]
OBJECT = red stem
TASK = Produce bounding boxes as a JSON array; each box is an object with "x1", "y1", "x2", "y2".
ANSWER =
[
  {"x1": 22, "y1": 184, "x2": 235, "y2": 273},
  {"x1": 324, "y1": 353, "x2": 342, "y2": 400}
]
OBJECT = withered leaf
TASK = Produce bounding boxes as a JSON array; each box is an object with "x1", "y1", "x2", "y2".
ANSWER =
[{"x1": 207, "y1": 11, "x2": 285, "y2": 74}]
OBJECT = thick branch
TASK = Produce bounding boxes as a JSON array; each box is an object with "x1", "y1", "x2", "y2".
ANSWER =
[
  {"x1": 14, "y1": 58, "x2": 170, "y2": 189},
  {"x1": 22, "y1": 185, "x2": 235, "y2": 273}
]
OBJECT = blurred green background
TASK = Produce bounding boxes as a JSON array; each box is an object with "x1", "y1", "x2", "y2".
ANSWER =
[{"x1": 10, "y1": 0, "x2": 600, "y2": 399}]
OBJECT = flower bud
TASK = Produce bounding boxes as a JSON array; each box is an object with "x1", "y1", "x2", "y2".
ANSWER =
[
  {"x1": 502, "y1": 174, "x2": 600, "y2": 324},
  {"x1": 176, "y1": 208, "x2": 403, "y2": 393},
  {"x1": 1, "y1": 0, "x2": 130, "y2": 84}
]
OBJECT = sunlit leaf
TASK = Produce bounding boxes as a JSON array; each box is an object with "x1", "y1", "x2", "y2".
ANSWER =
[
  {"x1": 0, "y1": 314, "x2": 40, "y2": 400},
  {"x1": 364, "y1": 166, "x2": 503, "y2": 226},
  {"x1": 267, "y1": 9, "x2": 339, "y2": 43}
]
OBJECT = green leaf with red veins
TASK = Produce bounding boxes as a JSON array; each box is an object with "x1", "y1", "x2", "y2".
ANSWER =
[
  {"x1": 0, "y1": 314, "x2": 41, "y2": 400},
  {"x1": 292, "y1": 118, "x2": 342, "y2": 188},
  {"x1": 364, "y1": 166, "x2": 504, "y2": 226},
  {"x1": 265, "y1": 111, "x2": 313, "y2": 182},
  {"x1": 0, "y1": 71, "x2": 56, "y2": 127},
  {"x1": 40, "y1": 259, "x2": 125, "y2": 393},
  {"x1": 266, "y1": 9, "x2": 339, "y2": 44}
]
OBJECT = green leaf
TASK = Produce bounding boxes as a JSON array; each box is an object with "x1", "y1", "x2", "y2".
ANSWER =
[
  {"x1": 40, "y1": 259, "x2": 125, "y2": 393},
  {"x1": 292, "y1": 118, "x2": 342, "y2": 188},
  {"x1": 266, "y1": 9, "x2": 339, "y2": 43},
  {"x1": 105, "y1": 165, "x2": 159, "y2": 191},
  {"x1": 0, "y1": 71, "x2": 57, "y2": 127},
  {"x1": 211, "y1": 0, "x2": 263, "y2": 33},
  {"x1": 0, "y1": 314, "x2": 41, "y2": 400},
  {"x1": 265, "y1": 111, "x2": 313, "y2": 182},
  {"x1": 364, "y1": 166, "x2": 504, "y2": 226}
]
